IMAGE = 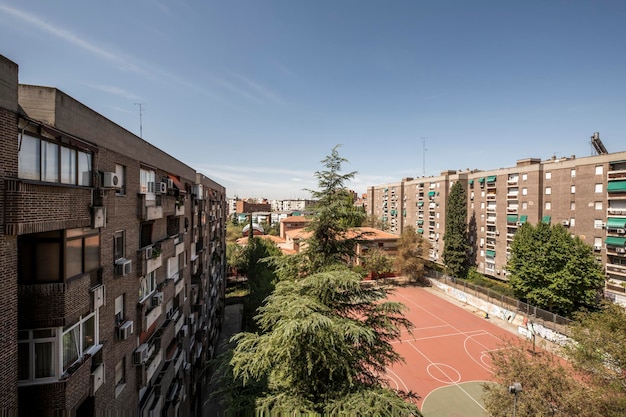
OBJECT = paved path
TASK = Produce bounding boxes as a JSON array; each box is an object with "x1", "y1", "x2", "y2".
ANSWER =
[{"x1": 202, "y1": 303, "x2": 243, "y2": 417}]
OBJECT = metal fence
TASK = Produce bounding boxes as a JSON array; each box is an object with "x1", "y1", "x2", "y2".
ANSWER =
[{"x1": 426, "y1": 270, "x2": 572, "y2": 335}]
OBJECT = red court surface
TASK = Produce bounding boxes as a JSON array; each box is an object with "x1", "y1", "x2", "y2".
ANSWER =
[{"x1": 383, "y1": 286, "x2": 521, "y2": 411}]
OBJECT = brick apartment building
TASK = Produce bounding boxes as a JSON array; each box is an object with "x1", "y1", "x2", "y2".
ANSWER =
[
  {"x1": 234, "y1": 199, "x2": 271, "y2": 214},
  {"x1": 0, "y1": 55, "x2": 227, "y2": 416},
  {"x1": 368, "y1": 147, "x2": 626, "y2": 305}
]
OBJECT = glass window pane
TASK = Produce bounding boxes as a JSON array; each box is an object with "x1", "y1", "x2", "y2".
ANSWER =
[
  {"x1": 66, "y1": 238, "x2": 83, "y2": 279},
  {"x1": 78, "y1": 151, "x2": 92, "y2": 186},
  {"x1": 18, "y1": 134, "x2": 41, "y2": 180},
  {"x1": 35, "y1": 342, "x2": 54, "y2": 378},
  {"x1": 63, "y1": 327, "x2": 79, "y2": 371},
  {"x1": 82, "y1": 316, "x2": 95, "y2": 352},
  {"x1": 84, "y1": 235, "x2": 100, "y2": 272},
  {"x1": 35, "y1": 242, "x2": 61, "y2": 283},
  {"x1": 60, "y1": 147, "x2": 77, "y2": 184},
  {"x1": 42, "y1": 141, "x2": 59, "y2": 183}
]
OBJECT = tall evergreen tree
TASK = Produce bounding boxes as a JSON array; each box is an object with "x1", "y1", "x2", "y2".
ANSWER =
[
  {"x1": 304, "y1": 145, "x2": 365, "y2": 270},
  {"x1": 443, "y1": 181, "x2": 470, "y2": 278},
  {"x1": 507, "y1": 222, "x2": 604, "y2": 316}
]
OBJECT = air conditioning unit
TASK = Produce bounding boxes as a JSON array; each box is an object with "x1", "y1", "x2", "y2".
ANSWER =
[
  {"x1": 601, "y1": 222, "x2": 607, "y2": 229},
  {"x1": 193, "y1": 184, "x2": 203, "y2": 199},
  {"x1": 562, "y1": 220, "x2": 570, "y2": 227},
  {"x1": 617, "y1": 247, "x2": 626, "y2": 254},
  {"x1": 115, "y1": 258, "x2": 132, "y2": 276},
  {"x1": 117, "y1": 320, "x2": 133, "y2": 340},
  {"x1": 145, "y1": 247, "x2": 154, "y2": 260},
  {"x1": 133, "y1": 343, "x2": 150, "y2": 365},
  {"x1": 594, "y1": 245, "x2": 602, "y2": 251},
  {"x1": 618, "y1": 229, "x2": 626, "y2": 235},
  {"x1": 152, "y1": 292, "x2": 164, "y2": 307},
  {"x1": 90, "y1": 363, "x2": 105, "y2": 396},
  {"x1": 516, "y1": 222, "x2": 523, "y2": 226},
  {"x1": 159, "y1": 182, "x2": 167, "y2": 194},
  {"x1": 103, "y1": 172, "x2": 120, "y2": 188}
]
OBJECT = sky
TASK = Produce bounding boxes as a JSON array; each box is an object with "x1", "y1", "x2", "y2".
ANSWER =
[{"x1": 2, "y1": 1, "x2": 626, "y2": 200}]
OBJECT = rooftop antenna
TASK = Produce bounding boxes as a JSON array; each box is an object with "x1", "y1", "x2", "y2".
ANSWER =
[
  {"x1": 421, "y1": 137, "x2": 428, "y2": 176},
  {"x1": 134, "y1": 103, "x2": 145, "y2": 138}
]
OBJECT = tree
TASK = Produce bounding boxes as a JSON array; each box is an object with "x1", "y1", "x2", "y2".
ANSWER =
[
  {"x1": 563, "y1": 302, "x2": 626, "y2": 413},
  {"x1": 226, "y1": 268, "x2": 421, "y2": 416},
  {"x1": 304, "y1": 145, "x2": 365, "y2": 270},
  {"x1": 443, "y1": 181, "x2": 470, "y2": 278},
  {"x1": 507, "y1": 222, "x2": 604, "y2": 316},
  {"x1": 360, "y1": 248, "x2": 394, "y2": 279},
  {"x1": 394, "y1": 225, "x2": 427, "y2": 284},
  {"x1": 483, "y1": 340, "x2": 604, "y2": 417}
]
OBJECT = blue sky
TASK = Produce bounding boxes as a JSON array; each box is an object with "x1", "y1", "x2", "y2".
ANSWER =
[{"x1": 2, "y1": 1, "x2": 626, "y2": 199}]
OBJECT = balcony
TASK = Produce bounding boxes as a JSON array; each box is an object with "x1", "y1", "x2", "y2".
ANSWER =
[
  {"x1": 607, "y1": 263, "x2": 626, "y2": 277},
  {"x1": 139, "y1": 194, "x2": 163, "y2": 221},
  {"x1": 18, "y1": 271, "x2": 95, "y2": 328}
]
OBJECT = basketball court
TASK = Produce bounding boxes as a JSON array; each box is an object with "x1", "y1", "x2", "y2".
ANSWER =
[{"x1": 384, "y1": 286, "x2": 519, "y2": 416}]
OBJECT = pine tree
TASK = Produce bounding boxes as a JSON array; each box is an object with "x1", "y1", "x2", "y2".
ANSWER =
[{"x1": 443, "y1": 181, "x2": 469, "y2": 278}]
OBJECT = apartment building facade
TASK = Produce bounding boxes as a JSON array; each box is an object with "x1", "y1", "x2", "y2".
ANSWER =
[
  {"x1": 368, "y1": 150, "x2": 626, "y2": 305},
  {"x1": 1, "y1": 55, "x2": 227, "y2": 416}
]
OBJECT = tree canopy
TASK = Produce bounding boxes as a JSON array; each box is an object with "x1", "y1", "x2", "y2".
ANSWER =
[
  {"x1": 394, "y1": 225, "x2": 427, "y2": 284},
  {"x1": 442, "y1": 181, "x2": 470, "y2": 278},
  {"x1": 507, "y1": 222, "x2": 604, "y2": 316}
]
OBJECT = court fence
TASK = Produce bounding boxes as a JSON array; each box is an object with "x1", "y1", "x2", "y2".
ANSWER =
[{"x1": 425, "y1": 270, "x2": 572, "y2": 335}]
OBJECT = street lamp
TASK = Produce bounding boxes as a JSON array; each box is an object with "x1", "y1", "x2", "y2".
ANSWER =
[{"x1": 509, "y1": 382, "x2": 523, "y2": 417}]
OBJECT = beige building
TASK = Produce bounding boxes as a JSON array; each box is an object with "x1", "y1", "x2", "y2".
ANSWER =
[{"x1": 368, "y1": 150, "x2": 626, "y2": 305}]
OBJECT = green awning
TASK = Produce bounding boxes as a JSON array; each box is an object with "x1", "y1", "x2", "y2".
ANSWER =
[
  {"x1": 519, "y1": 215, "x2": 528, "y2": 224},
  {"x1": 417, "y1": 228, "x2": 424, "y2": 234},
  {"x1": 417, "y1": 201, "x2": 424, "y2": 207},
  {"x1": 607, "y1": 217, "x2": 626, "y2": 229},
  {"x1": 608, "y1": 181, "x2": 626, "y2": 193},
  {"x1": 605, "y1": 236, "x2": 626, "y2": 247},
  {"x1": 542, "y1": 215, "x2": 551, "y2": 224},
  {"x1": 487, "y1": 175, "x2": 497, "y2": 183},
  {"x1": 390, "y1": 209, "x2": 397, "y2": 216},
  {"x1": 507, "y1": 215, "x2": 518, "y2": 223},
  {"x1": 486, "y1": 250, "x2": 496, "y2": 258},
  {"x1": 382, "y1": 216, "x2": 388, "y2": 221},
  {"x1": 478, "y1": 177, "x2": 485, "y2": 183},
  {"x1": 417, "y1": 219, "x2": 424, "y2": 225},
  {"x1": 403, "y1": 210, "x2": 407, "y2": 217},
  {"x1": 428, "y1": 191, "x2": 436, "y2": 196},
  {"x1": 468, "y1": 179, "x2": 474, "y2": 185}
]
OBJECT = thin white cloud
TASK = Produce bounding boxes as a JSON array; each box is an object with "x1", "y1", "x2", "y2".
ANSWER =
[
  {"x1": 232, "y1": 73, "x2": 283, "y2": 104},
  {"x1": 83, "y1": 83, "x2": 143, "y2": 101}
]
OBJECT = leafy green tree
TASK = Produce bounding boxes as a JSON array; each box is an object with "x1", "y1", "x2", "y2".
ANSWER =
[
  {"x1": 360, "y1": 248, "x2": 394, "y2": 279},
  {"x1": 507, "y1": 222, "x2": 604, "y2": 316},
  {"x1": 394, "y1": 225, "x2": 427, "y2": 284},
  {"x1": 483, "y1": 340, "x2": 604, "y2": 417},
  {"x1": 443, "y1": 181, "x2": 470, "y2": 278},
  {"x1": 563, "y1": 302, "x2": 626, "y2": 413},
  {"x1": 227, "y1": 267, "x2": 421, "y2": 416},
  {"x1": 304, "y1": 145, "x2": 365, "y2": 270},
  {"x1": 362, "y1": 214, "x2": 385, "y2": 230}
]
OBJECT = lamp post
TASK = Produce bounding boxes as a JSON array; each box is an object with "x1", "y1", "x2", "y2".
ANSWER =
[{"x1": 509, "y1": 382, "x2": 522, "y2": 417}]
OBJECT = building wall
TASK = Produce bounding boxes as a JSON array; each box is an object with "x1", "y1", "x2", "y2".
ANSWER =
[
  {"x1": 368, "y1": 150, "x2": 626, "y2": 299},
  {"x1": 3, "y1": 54, "x2": 227, "y2": 416}
]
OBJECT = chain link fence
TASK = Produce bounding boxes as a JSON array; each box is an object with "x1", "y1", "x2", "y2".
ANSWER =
[{"x1": 426, "y1": 270, "x2": 571, "y2": 335}]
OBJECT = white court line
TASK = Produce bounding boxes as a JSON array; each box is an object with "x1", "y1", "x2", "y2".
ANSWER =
[
  {"x1": 386, "y1": 368, "x2": 410, "y2": 392},
  {"x1": 393, "y1": 329, "x2": 488, "y2": 344}
]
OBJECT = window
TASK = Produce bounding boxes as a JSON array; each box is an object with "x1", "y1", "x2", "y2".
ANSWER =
[
  {"x1": 114, "y1": 231, "x2": 125, "y2": 261},
  {"x1": 545, "y1": 187, "x2": 552, "y2": 195},
  {"x1": 594, "y1": 237, "x2": 603, "y2": 249},
  {"x1": 167, "y1": 216, "x2": 180, "y2": 237},
  {"x1": 522, "y1": 202, "x2": 528, "y2": 209},
  {"x1": 522, "y1": 173, "x2": 528, "y2": 181},
  {"x1": 18, "y1": 329, "x2": 57, "y2": 382},
  {"x1": 595, "y1": 201, "x2": 603, "y2": 210},
  {"x1": 18, "y1": 228, "x2": 100, "y2": 283},
  {"x1": 570, "y1": 185, "x2": 575, "y2": 194},
  {"x1": 596, "y1": 165, "x2": 603, "y2": 175},
  {"x1": 570, "y1": 218, "x2": 576, "y2": 227},
  {"x1": 18, "y1": 133, "x2": 92, "y2": 186},
  {"x1": 168, "y1": 256, "x2": 179, "y2": 280},
  {"x1": 140, "y1": 168, "x2": 156, "y2": 194},
  {"x1": 545, "y1": 202, "x2": 551, "y2": 210},
  {"x1": 62, "y1": 313, "x2": 97, "y2": 373},
  {"x1": 571, "y1": 169, "x2": 576, "y2": 178},
  {"x1": 480, "y1": 202, "x2": 485, "y2": 209},
  {"x1": 115, "y1": 294, "x2": 125, "y2": 325},
  {"x1": 570, "y1": 201, "x2": 576, "y2": 210},
  {"x1": 595, "y1": 183, "x2": 603, "y2": 193},
  {"x1": 115, "y1": 359, "x2": 126, "y2": 397},
  {"x1": 594, "y1": 219, "x2": 604, "y2": 229},
  {"x1": 140, "y1": 222, "x2": 153, "y2": 248},
  {"x1": 115, "y1": 164, "x2": 126, "y2": 196},
  {"x1": 522, "y1": 188, "x2": 528, "y2": 196},
  {"x1": 139, "y1": 271, "x2": 157, "y2": 301},
  {"x1": 545, "y1": 172, "x2": 551, "y2": 180}
]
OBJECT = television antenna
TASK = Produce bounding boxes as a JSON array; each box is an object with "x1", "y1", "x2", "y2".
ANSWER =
[{"x1": 134, "y1": 103, "x2": 145, "y2": 138}]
